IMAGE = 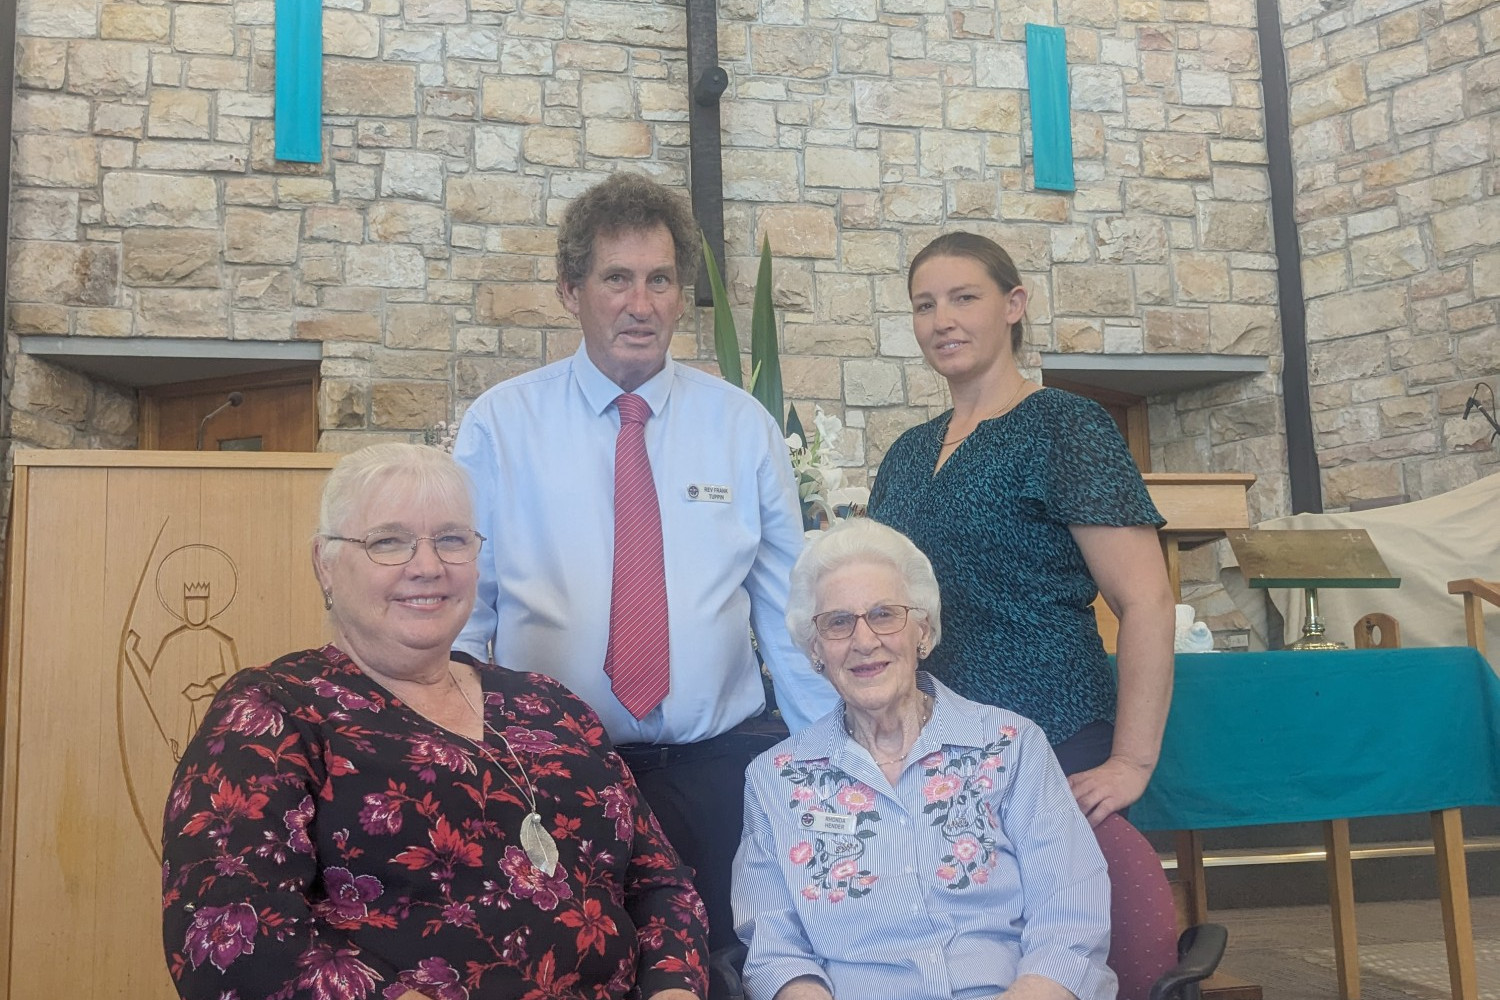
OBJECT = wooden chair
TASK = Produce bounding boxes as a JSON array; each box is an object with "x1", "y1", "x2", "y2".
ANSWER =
[
  {"x1": 1353, "y1": 612, "x2": 1400, "y2": 649},
  {"x1": 1447, "y1": 578, "x2": 1499, "y2": 659}
]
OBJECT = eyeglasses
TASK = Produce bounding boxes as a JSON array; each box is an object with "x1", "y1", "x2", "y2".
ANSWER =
[
  {"x1": 811, "y1": 604, "x2": 920, "y2": 640},
  {"x1": 325, "y1": 528, "x2": 486, "y2": 566}
]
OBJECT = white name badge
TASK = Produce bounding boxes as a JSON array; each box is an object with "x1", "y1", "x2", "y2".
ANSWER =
[
  {"x1": 799, "y1": 811, "x2": 855, "y2": 835},
  {"x1": 685, "y1": 483, "x2": 732, "y2": 503}
]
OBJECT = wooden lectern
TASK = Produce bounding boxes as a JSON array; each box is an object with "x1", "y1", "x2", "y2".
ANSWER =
[{"x1": 0, "y1": 451, "x2": 337, "y2": 1000}]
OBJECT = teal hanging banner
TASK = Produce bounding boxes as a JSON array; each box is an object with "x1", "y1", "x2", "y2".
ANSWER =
[
  {"x1": 274, "y1": 0, "x2": 322, "y2": 163},
  {"x1": 1025, "y1": 24, "x2": 1074, "y2": 193}
]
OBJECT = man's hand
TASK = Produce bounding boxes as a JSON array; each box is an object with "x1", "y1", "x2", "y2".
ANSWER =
[{"x1": 1067, "y1": 755, "x2": 1152, "y2": 827}]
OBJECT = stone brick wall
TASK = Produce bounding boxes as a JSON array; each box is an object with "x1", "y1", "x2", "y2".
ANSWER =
[
  {"x1": 7, "y1": 0, "x2": 1492, "y2": 539},
  {"x1": 1283, "y1": 0, "x2": 1500, "y2": 507}
]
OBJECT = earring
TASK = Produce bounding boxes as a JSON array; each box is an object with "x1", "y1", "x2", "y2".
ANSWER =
[
  {"x1": 322, "y1": 590, "x2": 333, "y2": 611},
  {"x1": 812, "y1": 657, "x2": 825, "y2": 673},
  {"x1": 917, "y1": 642, "x2": 929, "y2": 659}
]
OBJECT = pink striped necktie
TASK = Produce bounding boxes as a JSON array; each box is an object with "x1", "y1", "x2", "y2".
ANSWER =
[{"x1": 603, "y1": 393, "x2": 670, "y2": 719}]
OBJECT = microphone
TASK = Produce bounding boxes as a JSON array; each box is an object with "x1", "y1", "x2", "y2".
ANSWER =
[
  {"x1": 1464, "y1": 396, "x2": 1477, "y2": 419},
  {"x1": 196, "y1": 392, "x2": 244, "y2": 450}
]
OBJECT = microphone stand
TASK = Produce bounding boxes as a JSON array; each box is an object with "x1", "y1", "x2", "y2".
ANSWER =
[
  {"x1": 196, "y1": 392, "x2": 244, "y2": 450},
  {"x1": 1462, "y1": 382, "x2": 1499, "y2": 446}
]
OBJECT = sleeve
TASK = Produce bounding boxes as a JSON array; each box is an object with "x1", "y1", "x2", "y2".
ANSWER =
[
  {"x1": 1001, "y1": 720, "x2": 1116, "y2": 1000},
  {"x1": 1034, "y1": 394, "x2": 1163, "y2": 528},
  {"x1": 731, "y1": 762, "x2": 833, "y2": 1000},
  {"x1": 161, "y1": 669, "x2": 397, "y2": 1000},
  {"x1": 744, "y1": 409, "x2": 841, "y2": 734},
  {"x1": 548, "y1": 679, "x2": 711, "y2": 998},
  {"x1": 452, "y1": 405, "x2": 502, "y2": 661}
]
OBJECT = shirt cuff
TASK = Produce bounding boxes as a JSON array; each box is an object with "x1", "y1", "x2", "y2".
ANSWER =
[
  {"x1": 743, "y1": 956, "x2": 832, "y2": 1000},
  {"x1": 1016, "y1": 948, "x2": 1116, "y2": 1000}
]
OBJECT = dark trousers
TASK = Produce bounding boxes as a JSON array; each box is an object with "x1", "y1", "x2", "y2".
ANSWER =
[{"x1": 616, "y1": 728, "x2": 782, "y2": 951}]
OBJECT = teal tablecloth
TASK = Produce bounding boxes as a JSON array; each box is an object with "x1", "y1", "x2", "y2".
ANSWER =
[{"x1": 1132, "y1": 647, "x2": 1500, "y2": 831}]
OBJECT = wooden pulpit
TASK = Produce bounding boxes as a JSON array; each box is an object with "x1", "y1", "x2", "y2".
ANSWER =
[{"x1": 0, "y1": 451, "x2": 338, "y2": 1000}]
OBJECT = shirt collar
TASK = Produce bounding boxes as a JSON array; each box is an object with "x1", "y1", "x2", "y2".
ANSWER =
[
  {"x1": 788, "y1": 672, "x2": 989, "y2": 763},
  {"x1": 571, "y1": 343, "x2": 675, "y2": 418}
]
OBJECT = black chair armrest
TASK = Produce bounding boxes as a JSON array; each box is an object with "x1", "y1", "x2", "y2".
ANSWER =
[
  {"x1": 708, "y1": 942, "x2": 749, "y2": 1000},
  {"x1": 1150, "y1": 923, "x2": 1229, "y2": 1000}
]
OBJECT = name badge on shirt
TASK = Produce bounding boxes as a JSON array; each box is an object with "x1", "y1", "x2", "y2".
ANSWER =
[
  {"x1": 800, "y1": 811, "x2": 855, "y2": 835},
  {"x1": 685, "y1": 483, "x2": 732, "y2": 503}
]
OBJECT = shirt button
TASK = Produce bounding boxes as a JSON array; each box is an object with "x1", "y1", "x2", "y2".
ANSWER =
[
  {"x1": 910, "y1": 903, "x2": 920, "y2": 912},
  {"x1": 899, "y1": 817, "x2": 909, "y2": 826}
]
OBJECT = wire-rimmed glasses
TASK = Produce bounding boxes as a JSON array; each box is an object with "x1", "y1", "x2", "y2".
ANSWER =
[
  {"x1": 324, "y1": 528, "x2": 486, "y2": 566},
  {"x1": 811, "y1": 604, "x2": 920, "y2": 640}
]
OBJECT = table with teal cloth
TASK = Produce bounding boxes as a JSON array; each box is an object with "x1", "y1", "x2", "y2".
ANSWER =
[{"x1": 1133, "y1": 646, "x2": 1500, "y2": 832}]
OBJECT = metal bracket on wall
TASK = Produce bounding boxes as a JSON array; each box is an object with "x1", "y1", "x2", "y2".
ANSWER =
[{"x1": 687, "y1": 0, "x2": 728, "y2": 306}]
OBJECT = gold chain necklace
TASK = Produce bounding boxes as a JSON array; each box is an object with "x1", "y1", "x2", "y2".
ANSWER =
[
  {"x1": 450, "y1": 668, "x2": 561, "y2": 876},
  {"x1": 843, "y1": 693, "x2": 933, "y2": 768},
  {"x1": 941, "y1": 379, "x2": 1031, "y2": 447}
]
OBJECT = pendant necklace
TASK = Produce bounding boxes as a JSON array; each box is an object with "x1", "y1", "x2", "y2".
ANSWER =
[
  {"x1": 451, "y1": 669, "x2": 561, "y2": 877},
  {"x1": 942, "y1": 378, "x2": 1031, "y2": 447}
]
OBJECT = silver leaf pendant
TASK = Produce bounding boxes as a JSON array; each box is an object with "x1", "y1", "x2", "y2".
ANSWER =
[{"x1": 520, "y1": 811, "x2": 560, "y2": 877}]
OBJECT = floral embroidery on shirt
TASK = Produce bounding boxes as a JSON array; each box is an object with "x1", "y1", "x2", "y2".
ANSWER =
[
  {"x1": 921, "y1": 725, "x2": 1016, "y2": 889},
  {"x1": 775, "y1": 754, "x2": 880, "y2": 902}
]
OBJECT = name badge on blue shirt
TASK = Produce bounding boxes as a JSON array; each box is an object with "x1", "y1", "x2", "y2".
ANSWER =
[
  {"x1": 800, "y1": 811, "x2": 855, "y2": 834},
  {"x1": 685, "y1": 483, "x2": 732, "y2": 503}
]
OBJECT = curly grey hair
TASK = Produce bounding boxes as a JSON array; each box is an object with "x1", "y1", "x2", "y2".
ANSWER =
[
  {"x1": 784, "y1": 519, "x2": 943, "y2": 657},
  {"x1": 555, "y1": 172, "x2": 702, "y2": 291}
]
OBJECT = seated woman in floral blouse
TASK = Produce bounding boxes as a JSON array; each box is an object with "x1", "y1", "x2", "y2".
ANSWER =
[
  {"x1": 161, "y1": 443, "x2": 707, "y2": 1000},
  {"x1": 732, "y1": 519, "x2": 1113, "y2": 1000}
]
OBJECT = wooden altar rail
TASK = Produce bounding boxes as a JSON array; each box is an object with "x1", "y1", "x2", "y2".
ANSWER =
[{"x1": 1447, "y1": 578, "x2": 1499, "y2": 659}]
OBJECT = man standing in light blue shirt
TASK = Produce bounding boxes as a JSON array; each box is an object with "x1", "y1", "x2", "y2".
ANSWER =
[{"x1": 453, "y1": 173, "x2": 839, "y2": 949}]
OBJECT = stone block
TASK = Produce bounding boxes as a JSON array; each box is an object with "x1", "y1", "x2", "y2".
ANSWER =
[
  {"x1": 8, "y1": 241, "x2": 118, "y2": 306},
  {"x1": 14, "y1": 135, "x2": 98, "y2": 188},
  {"x1": 976, "y1": 43, "x2": 1027, "y2": 88},
  {"x1": 723, "y1": 150, "x2": 800, "y2": 201},
  {"x1": 344, "y1": 245, "x2": 426, "y2": 288},
  {"x1": 66, "y1": 41, "x2": 149, "y2": 97},
  {"x1": 1392, "y1": 71, "x2": 1466, "y2": 134},
  {"x1": 17, "y1": 38, "x2": 67, "y2": 89},
  {"x1": 1141, "y1": 309, "x2": 1208, "y2": 351},
  {"x1": 10, "y1": 303, "x2": 71, "y2": 334},
  {"x1": 325, "y1": 60, "x2": 417, "y2": 116},
  {"x1": 1198, "y1": 201, "x2": 1272, "y2": 252},
  {"x1": 1468, "y1": 54, "x2": 1500, "y2": 114},
  {"x1": 174, "y1": 4, "x2": 235, "y2": 54},
  {"x1": 783, "y1": 323, "x2": 877, "y2": 356},
  {"x1": 224, "y1": 208, "x2": 301, "y2": 265},
  {"x1": 586, "y1": 120, "x2": 652, "y2": 158},
  {"x1": 233, "y1": 269, "x2": 294, "y2": 310},
  {"x1": 10, "y1": 355, "x2": 91, "y2": 425},
  {"x1": 448, "y1": 175, "x2": 544, "y2": 224},
  {"x1": 1054, "y1": 265, "x2": 1133, "y2": 316},
  {"x1": 367, "y1": 202, "x2": 447, "y2": 245},
  {"x1": 102, "y1": 172, "x2": 219, "y2": 228},
  {"x1": 1349, "y1": 227, "x2": 1428, "y2": 285},
  {"x1": 1125, "y1": 180, "x2": 1196, "y2": 216},
  {"x1": 1322, "y1": 463, "x2": 1403, "y2": 508},
  {"x1": 1173, "y1": 253, "x2": 1231, "y2": 302},
  {"x1": 805, "y1": 147, "x2": 880, "y2": 189},
  {"x1": 1208, "y1": 303, "x2": 1279, "y2": 354},
  {"x1": 882, "y1": 185, "x2": 944, "y2": 224},
  {"x1": 370, "y1": 381, "x2": 450, "y2": 430},
  {"x1": 854, "y1": 80, "x2": 943, "y2": 126},
  {"x1": 386, "y1": 304, "x2": 454, "y2": 350},
  {"x1": 1071, "y1": 66, "x2": 1125, "y2": 112},
  {"x1": 122, "y1": 229, "x2": 221, "y2": 286},
  {"x1": 1366, "y1": 44, "x2": 1427, "y2": 92},
  {"x1": 920, "y1": 132, "x2": 983, "y2": 180},
  {"x1": 750, "y1": 26, "x2": 833, "y2": 78},
  {"x1": 1095, "y1": 217, "x2": 1168, "y2": 263},
  {"x1": 1307, "y1": 286, "x2": 1408, "y2": 340},
  {"x1": 1289, "y1": 63, "x2": 1367, "y2": 126},
  {"x1": 1431, "y1": 199, "x2": 1500, "y2": 256},
  {"x1": 946, "y1": 89, "x2": 1021, "y2": 132},
  {"x1": 477, "y1": 283, "x2": 574, "y2": 327},
  {"x1": 1180, "y1": 70, "x2": 1233, "y2": 106},
  {"x1": 842, "y1": 231, "x2": 901, "y2": 274},
  {"x1": 379, "y1": 150, "x2": 445, "y2": 202},
  {"x1": 147, "y1": 88, "x2": 212, "y2": 140},
  {"x1": 843, "y1": 358, "x2": 904, "y2": 406},
  {"x1": 12, "y1": 189, "x2": 79, "y2": 240},
  {"x1": 755, "y1": 206, "x2": 838, "y2": 259},
  {"x1": 522, "y1": 126, "x2": 581, "y2": 167},
  {"x1": 1141, "y1": 134, "x2": 1210, "y2": 179},
  {"x1": 566, "y1": 0, "x2": 685, "y2": 48},
  {"x1": 297, "y1": 311, "x2": 382, "y2": 343},
  {"x1": 1432, "y1": 120, "x2": 1491, "y2": 173},
  {"x1": 136, "y1": 288, "x2": 230, "y2": 338},
  {"x1": 1301, "y1": 251, "x2": 1349, "y2": 298},
  {"x1": 322, "y1": 10, "x2": 381, "y2": 57}
]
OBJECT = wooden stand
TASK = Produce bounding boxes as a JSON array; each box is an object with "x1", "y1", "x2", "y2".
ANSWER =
[{"x1": 0, "y1": 451, "x2": 337, "y2": 1000}]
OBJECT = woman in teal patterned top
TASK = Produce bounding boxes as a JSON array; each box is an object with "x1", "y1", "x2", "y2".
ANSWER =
[
  {"x1": 869, "y1": 234, "x2": 1178, "y2": 1000},
  {"x1": 870, "y1": 232, "x2": 1174, "y2": 822}
]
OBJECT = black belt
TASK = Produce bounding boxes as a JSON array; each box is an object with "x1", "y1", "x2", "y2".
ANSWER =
[{"x1": 615, "y1": 719, "x2": 786, "y2": 771}]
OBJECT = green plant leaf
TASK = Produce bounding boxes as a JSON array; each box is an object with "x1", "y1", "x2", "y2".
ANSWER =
[
  {"x1": 702, "y1": 234, "x2": 741, "y2": 390},
  {"x1": 749, "y1": 236, "x2": 785, "y2": 432},
  {"x1": 785, "y1": 403, "x2": 805, "y2": 447}
]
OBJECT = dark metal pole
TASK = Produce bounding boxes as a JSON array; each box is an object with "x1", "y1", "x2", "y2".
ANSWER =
[
  {"x1": 1257, "y1": 0, "x2": 1323, "y2": 513},
  {"x1": 686, "y1": 0, "x2": 727, "y2": 306}
]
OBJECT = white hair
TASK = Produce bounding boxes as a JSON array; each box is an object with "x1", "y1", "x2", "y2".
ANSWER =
[
  {"x1": 784, "y1": 518, "x2": 942, "y2": 656},
  {"x1": 315, "y1": 443, "x2": 474, "y2": 566}
]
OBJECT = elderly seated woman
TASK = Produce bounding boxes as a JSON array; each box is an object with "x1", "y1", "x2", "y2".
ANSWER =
[
  {"x1": 162, "y1": 443, "x2": 707, "y2": 1000},
  {"x1": 731, "y1": 519, "x2": 1114, "y2": 1000}
]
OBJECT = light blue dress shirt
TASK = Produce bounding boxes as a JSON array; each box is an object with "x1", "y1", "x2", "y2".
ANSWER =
[
  {"x1": 733, "y1": 675, "x2": 1116, "y2": 1000},
  {"x1": 453, "y1": 346, "x2": 839, "y2": 742}
]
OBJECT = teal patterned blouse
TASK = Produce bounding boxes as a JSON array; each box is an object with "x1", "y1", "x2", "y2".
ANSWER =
[{"x1": 869, "y1": 388, "x2": 1163, "y2": 745}]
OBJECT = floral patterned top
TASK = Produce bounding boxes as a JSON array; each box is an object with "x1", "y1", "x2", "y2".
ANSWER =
[
  {"x1": 161, "y1": 645, "x2": 709, "y2": 1000},
  {"x1": 731, "y1": 675, "x2": 1114, "y2": 1000}
]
